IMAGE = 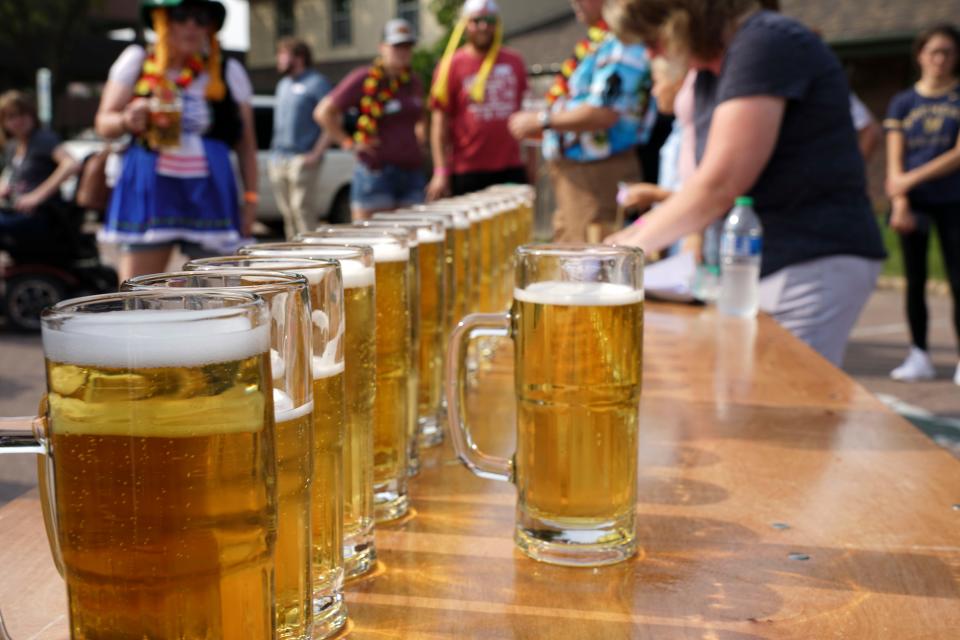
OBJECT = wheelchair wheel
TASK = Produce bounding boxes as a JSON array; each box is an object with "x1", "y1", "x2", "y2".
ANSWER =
[{"x1": 2, "y1": 274, "x2": 67, "y2": 332}]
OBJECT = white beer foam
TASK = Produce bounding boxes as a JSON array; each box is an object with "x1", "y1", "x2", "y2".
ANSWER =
[
  {"x1": 43, "y1": 309, "x2": 270, "y2": 368},
  {"x1": 514, "y1": 281, "x2": 644, "y2": 306},
  {"x1": 340, "y1": 260, "x2": 376, "y2": 288},
  {"x1": 417, "y1": 228, "x2": 445, "y2": 244},
  {"x1": 312, "y1": 357, "x2": 345, "y2": 379},
  {"x1": 242, "y1": 250, "x2": 374, "y2": 289},
  {"x1": 274, "y1": 391, "x2": 313, "y2": 423},
  {"x1": 310, "y1": 238, "x2": 409, "y2": 263}
]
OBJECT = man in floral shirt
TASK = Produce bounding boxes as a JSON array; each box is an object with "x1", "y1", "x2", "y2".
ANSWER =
[{"x1": 509, "y1": 0, "x2": 654, "y2": 242}]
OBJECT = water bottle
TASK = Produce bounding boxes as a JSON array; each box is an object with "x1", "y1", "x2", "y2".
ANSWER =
[{"x1": 718, "y1": 196, "x2": 763, "y2": 318}]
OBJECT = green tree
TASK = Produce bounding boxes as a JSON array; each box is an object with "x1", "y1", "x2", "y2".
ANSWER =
[
  {"x1": 0, "y1": 0, "x2": 97, "y2": 91},
  {"x1": 411, "y1": 0, "x2": 465, "y2": 88}
]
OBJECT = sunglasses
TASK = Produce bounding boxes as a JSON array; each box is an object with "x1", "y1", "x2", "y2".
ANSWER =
[
  {"x1": 168, "y1": 5, "x2": 215, "y2": 27},
  {"x1": 469, "y1": 15, "x2": 498, "y2": 26}
]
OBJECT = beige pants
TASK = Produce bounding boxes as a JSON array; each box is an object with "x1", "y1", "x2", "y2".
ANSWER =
[
  {"x1": 548, "y1": 150, "x2": 641, "y2": 243},
  {"x1": 268, "y1": 154, "x2": 321, "y2": 239}
]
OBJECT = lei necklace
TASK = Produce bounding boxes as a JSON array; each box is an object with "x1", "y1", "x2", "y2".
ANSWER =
[
  {"x1": 546, "y1": 19, "x2": 609, "y2": 106},
  {"x1": 135, "y1": 51, "x2": 206, "y2": 99},
  {"x1": 355, "y1": 59, "x2": 411, "y2": 145}
]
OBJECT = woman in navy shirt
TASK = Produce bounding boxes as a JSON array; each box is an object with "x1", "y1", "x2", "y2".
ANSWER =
[{"x1": 885, "y1": 24, "x2": 960, "y2": 384}]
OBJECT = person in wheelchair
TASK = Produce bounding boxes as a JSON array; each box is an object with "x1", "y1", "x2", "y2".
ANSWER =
[{"x1": 0, "y1": 90, "x2": 81, "y2": 261}]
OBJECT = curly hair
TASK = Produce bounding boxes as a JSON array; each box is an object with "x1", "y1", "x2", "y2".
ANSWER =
[{"x1": 604, "y1": 0, "x2": 762, "y2": 61}]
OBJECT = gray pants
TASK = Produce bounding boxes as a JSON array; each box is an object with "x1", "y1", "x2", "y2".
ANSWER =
[{"x1": 759, "y1": 255, "x2": 882, "y2": 367}]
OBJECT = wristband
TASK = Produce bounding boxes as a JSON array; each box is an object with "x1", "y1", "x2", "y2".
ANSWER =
[
  {"x1": 434, "y1": 166, "x2": 451, "y2": 178},
  {"x1": 243, "y1": 191, "x2": 259, "y2": 204}
]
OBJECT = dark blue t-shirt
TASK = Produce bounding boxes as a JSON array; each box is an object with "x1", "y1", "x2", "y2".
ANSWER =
[
  {"x1": 694, "y1": 11, "x2": 885, "y2": 277},
  {"x1": 884, "y1": 86, "x2": 960, "y2": 207}
]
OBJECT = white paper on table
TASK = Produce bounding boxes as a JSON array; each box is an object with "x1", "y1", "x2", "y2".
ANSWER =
[{"x1": 643, "y1": 251, "x2": 697, "y2": 302}]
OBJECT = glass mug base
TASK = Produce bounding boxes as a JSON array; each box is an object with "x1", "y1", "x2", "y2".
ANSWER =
[
  {"x1": 514, "y1": 520, "x2": 637, "y2": 568},
  {"x1": 373, "y1": 480, "x2": 409, "y2": 522},
  {"x1": 407, "y1": 450, "x2": 421, "y2": 477},
  {"x1": 311, "y1": 594, "x2": 348, "y2": 639},
  {"x1": 343, "y1": 536, "x2": 377, "y2": 580},
  {"x1": 417, "y1": 414, "x2": 444, "y2": 448}
]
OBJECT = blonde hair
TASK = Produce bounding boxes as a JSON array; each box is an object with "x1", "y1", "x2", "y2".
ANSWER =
[
  {"x1": 152, "y1": 6, "x2": 226, "y2": 102},
  {"x1": 605, "y1": 0, "x2": 761, "y2": 61}
]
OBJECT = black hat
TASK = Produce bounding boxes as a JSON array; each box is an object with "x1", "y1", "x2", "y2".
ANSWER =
[{"x1": 140, "y1": 0, "x2": 227, "y2": 32}]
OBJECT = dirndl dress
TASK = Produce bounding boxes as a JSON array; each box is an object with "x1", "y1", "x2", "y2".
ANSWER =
[{"x1": 100, "y1": 137, "x2": 242, "y2": 254}]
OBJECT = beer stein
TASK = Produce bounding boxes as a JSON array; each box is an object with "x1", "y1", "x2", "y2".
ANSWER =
[
  {"x1": 0, "y1": 291, "x2": 276, "y2": 638},
  {"x1": 173, "y1": 258, "x2": 349, "y2": 639},
  {"x1": 357, "y1": 219, "x2": 447, "y2": 448},
  {"x1": 124, "y1": 268, "x2": 332, "y2": 640},
  {"x1": 296, "y1": 229, "x2": 414, "y2": 522},
  {"x1": 146, "y1": 92, "x2": 183, "y2": 151},
  {"x1": 237, "y1": 244, "x2": 377, "y2": 581},
  {"x1": 446, "y1": 244, "x2": 644, "y2": 567}
]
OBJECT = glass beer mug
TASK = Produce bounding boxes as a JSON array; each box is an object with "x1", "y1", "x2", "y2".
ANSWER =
[
  {"x1": 446, "y1": 245, "x2": 645, "y2": 567},
  {"x1": 0, "y1": 291, "x2": 277, "y2": 638}
]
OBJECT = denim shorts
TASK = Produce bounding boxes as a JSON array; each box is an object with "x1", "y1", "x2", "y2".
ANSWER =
[{"x1": 350, "y1": 162, "x2": 426, "y2": 211}]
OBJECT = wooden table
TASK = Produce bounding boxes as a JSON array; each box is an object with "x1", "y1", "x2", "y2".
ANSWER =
[{"x1": 2, "y1": 303, "x2": 959, "y2": 639}]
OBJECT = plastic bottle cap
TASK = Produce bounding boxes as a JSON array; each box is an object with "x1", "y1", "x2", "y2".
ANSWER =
[{"x1": 735, "y1": 196, "x2": 754, "y2": 207}]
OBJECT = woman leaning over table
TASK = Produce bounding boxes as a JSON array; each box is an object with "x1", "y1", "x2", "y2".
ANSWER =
[
  {"x1": 884, "y1": 24, "x2": 960, "y2": 384},
  {"x1": 605, "y1": 0, "x2": 886, "y2": 367},
  {"x1": 94, "y1": 0, "x2": 258, "y2": 282}
]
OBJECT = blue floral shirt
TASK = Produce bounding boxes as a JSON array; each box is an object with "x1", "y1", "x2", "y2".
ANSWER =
[{"x1": 543, "y1": 35, "x2": 655, "y2": 162}]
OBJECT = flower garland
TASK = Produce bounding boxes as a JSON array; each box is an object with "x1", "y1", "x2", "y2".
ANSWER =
[
  {"x1": 134, "y1": 51, "x2": 205, "y2": 99},
  {"x1": 355, "y1": 59, "x2": 411, "y2": 145},
  {"x1": 545, "y1": 19, "x2": 609, "y2": 106}
]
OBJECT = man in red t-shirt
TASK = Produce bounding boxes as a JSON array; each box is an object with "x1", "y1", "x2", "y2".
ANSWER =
[{"x1": 426, "y1": 0, "x2": 530, "y2": 200}]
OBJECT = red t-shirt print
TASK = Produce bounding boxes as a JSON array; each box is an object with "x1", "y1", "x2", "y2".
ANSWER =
[{"x1": 430, "y1": 47, "x2": 527, "y2": 175}]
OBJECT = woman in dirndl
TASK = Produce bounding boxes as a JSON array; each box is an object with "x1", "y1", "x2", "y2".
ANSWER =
[{"x1": 95, "y1": 0, "x2": 258, "y2": 282}]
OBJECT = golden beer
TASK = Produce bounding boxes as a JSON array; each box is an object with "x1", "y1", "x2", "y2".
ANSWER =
[
  {"x1": 513, "y1": 282, "x2": 643, "y2": 554},
  {"x1": 239, "y1": 244, "x2": 378, "y2": 579},
  {"x1": 43, "y1": 307, "x2": 276, "y2": 639},
  {"x1": 468, "y1": 209, "x2": 483, "y2": 313},
  {"x1": 298, "y1": 234, "x2": 412, "y2": 522},
  {"x1": 146, "y1": 94, "x2": 183, "y2": 151},
  {"x1": 362, "y1": 219, "x2": 447, "y2": 447},
  {"x1": 124, "y1": 269, "x2": 323, "y2": 640},
  {"x1": 446, "y1": 245, "x2": 643, "y2": 567},
  {"x1": 274, "y1": 400, "x2": 316, "y2": 640},
  {"x1": 310, "y1": 366, "x2": 345, "y2": 632}
]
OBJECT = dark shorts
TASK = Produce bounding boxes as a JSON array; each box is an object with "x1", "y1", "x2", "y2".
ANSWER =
[
  {"x1": 451, "y1": 166, "x2": 528, "y2": 196},
  {"x1": 351, "y1": 163, "x2": 426, "y2": 212}
]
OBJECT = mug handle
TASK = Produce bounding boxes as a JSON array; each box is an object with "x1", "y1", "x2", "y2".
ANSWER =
[
  {"x1": 0, "y1": 414, "x2": 49, "y2": 640},
  {"x1": 445, "y1": 312, "x2": 513, "y2": 482}
]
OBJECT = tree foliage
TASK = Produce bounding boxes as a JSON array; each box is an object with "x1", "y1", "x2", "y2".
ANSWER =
[
  {"x1": 0, "y1": 0, "x2": 97, "y2": 90},
  {"x1": 411, "y1": 0, "x2": 465, "y2": 88}
]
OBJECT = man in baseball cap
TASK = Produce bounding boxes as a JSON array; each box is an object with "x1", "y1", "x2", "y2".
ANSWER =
[
  {"x1": 315, "y1": 16, "x2": 426, "y2": 219},
  {"x1": 382, "y1": 18, "x2": 418, "y2": 46}
]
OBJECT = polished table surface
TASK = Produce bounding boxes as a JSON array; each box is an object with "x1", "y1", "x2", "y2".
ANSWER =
[{"x1": 2, "y1": 303, "x2": 959, "y2": 639}]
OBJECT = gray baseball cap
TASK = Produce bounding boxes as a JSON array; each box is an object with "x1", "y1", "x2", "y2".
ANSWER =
[{"x1": 382, "y1": 18, "x2": 417, "y2": 45}]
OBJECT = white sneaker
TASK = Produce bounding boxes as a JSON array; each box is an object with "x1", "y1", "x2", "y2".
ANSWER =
[{"x1": 890, "y1": 347, "x2": 936, "y2": 382}]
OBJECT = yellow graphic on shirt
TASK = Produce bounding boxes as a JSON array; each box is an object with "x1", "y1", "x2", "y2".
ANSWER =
[{"x1": 924, "y1": 116, "x2": 944, "y2": 134}]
